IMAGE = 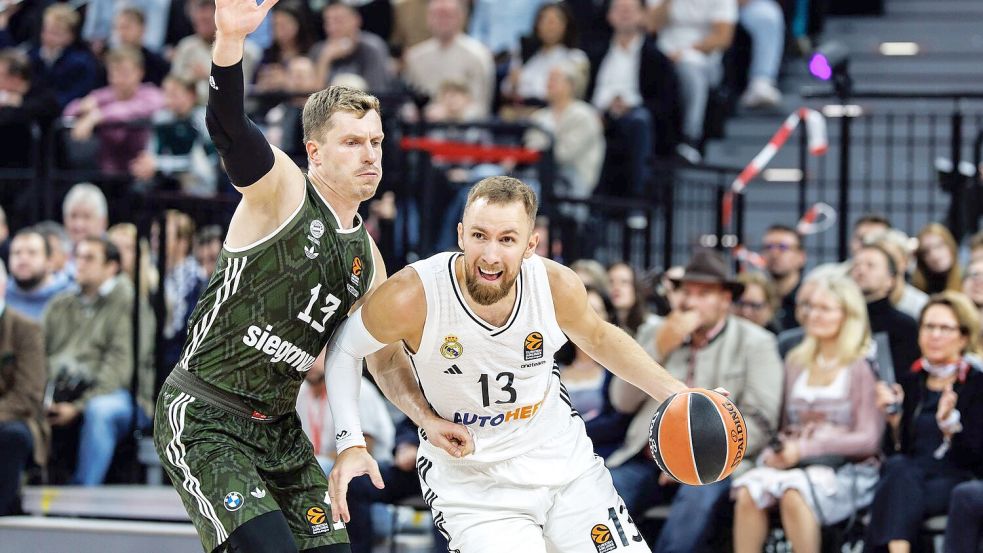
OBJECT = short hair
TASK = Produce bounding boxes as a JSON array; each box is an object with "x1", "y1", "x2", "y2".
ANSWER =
[
  {"x1": 163, "y1": 73, "x2": 198, "y2": 95},
  {"x1": 464, "y1": 176, "x2": 538, "y2": 227},
  {"x1": 106, "y1": 46, "x2": 144, "y2": 70},
  {"x1": 302, "y1": 85, "x2": 381, "y2": 143},
  {"x1": 13, "y1": 226, "x2": 52, "y2": 257},
  {"x1": 44, "y1": 4, "x2": 80, "y2": 34},
  {"x1": 34, "y1": 221, "x2": 71, "y2": 254},
  {"x1": 79, "y1": 235, "x2": 122, "y2": 270},
  {"x1": 0, "y1": 49, "x2": 31, "y2": 83},
  {"x1": 854, "y1": 213, "x2": 891, "y2": 230},
  {"x1": 117, "y1": 6, "x2": 146, "y2": 26},
  {"x1": 63, "y1": 182, "x2": 108, "y2": 220},
  {"x1": 325, "y1": 0, "x2": 359, "y2": 13},
  {"x1": 737, "y1": 271, "x2": 781, "y2": 311},
  {"x1": 858, "y1": 243, "x2": 898, "y2": 277},
  {"x1": 919, "y1": 291, "x2": 981, "y2": 356},
  {"x1": 570, "y1": 259, "x2": 609, "y2": 293},
  {"x1": 195, "y1": 224, "x2": 223, "y2": 246},
  {"x1": 764, "y1": 224, "x2": 803, "y2": 248}
]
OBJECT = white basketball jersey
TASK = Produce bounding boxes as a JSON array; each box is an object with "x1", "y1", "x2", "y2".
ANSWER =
[{"x1": 408, "y1": 252, "x2": 579, "y2": 463}]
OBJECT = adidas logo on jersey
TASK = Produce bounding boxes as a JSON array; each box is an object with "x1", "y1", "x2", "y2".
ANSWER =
[
  {"x1": 443, "y1": 365, "x2": 463, "y2": 375},
  {"x1": 242, "y1": 324, "x2": 317, "y2": 372}
]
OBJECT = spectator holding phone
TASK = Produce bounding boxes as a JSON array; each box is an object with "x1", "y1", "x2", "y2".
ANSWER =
[{"x1": 866, "y1": 291, "x2": 983, "y2": 552}]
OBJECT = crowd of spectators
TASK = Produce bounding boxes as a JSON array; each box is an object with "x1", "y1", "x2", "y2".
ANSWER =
[{"x1": 0, "y1": 0, "x2": 808, "y2": 214}]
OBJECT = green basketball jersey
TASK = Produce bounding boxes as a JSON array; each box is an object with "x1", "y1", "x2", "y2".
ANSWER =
[{"x1": 176, "y1": 178, "x2": 374, "y2": 415}]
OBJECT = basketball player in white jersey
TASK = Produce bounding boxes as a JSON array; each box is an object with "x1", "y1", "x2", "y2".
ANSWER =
[{"x1": 323, "y1": 176, "x2": 687, "y2": 553}]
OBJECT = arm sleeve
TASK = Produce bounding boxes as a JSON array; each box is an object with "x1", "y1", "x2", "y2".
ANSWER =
[
  {"x1": 324, "y1": 309, "x2": 388, "y2": 454},
  {"x1": 204, "y1": 60, "x2": 275, "y2": 188}
]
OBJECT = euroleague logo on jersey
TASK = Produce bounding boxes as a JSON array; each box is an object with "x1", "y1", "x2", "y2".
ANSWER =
[
  {"x1": 524, "y1": 331, "x2": 544, "y2": 361},
  {"x1": 352, "y1": 256, "x2": 363, "y2": 277},
  {"x1": 440, "y1": 335, "x2": 463, "y2": 359}
]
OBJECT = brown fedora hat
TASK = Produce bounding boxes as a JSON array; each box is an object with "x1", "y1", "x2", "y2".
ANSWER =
[{"x1": 670, "y1": 249, "x2": 745, "y2": 297}]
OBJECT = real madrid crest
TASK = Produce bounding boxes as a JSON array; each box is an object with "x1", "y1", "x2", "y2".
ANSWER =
[{"x1": 440, "y1": 335, "x2": 463, "y2": 359}]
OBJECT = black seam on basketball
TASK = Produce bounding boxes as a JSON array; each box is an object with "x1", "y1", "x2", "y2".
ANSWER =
[
  {"x1": 689, "y1": 392, "x2": 728, "y2": 485},
  {"x1": 649, "y1": 394, "x2": 674, "y2": 480}
]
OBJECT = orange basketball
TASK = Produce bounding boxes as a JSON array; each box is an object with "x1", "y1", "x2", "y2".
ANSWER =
[{"x1": 648, "y1": 389, "x2": 747, "y2": 486}]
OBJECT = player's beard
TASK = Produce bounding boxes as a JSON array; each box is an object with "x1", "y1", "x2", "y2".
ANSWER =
[{"x1": 464, "y1": 259, "x2": 517, "y2": 306}]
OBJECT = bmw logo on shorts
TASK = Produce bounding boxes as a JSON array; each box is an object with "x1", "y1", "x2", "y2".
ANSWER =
[{"x1": 224, "y1": 492, "x2": 244, "y2": 511}]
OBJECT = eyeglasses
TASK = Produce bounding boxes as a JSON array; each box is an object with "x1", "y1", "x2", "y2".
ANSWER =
[
  {"x1": 735, "y1": 300, "x2": 768, "y2": 311},
  {"x1": 920, "y1": 323, "x2": 963, "y2": 336},
  {"x1": 762, "y1": 243, "x2": 798, "y2": 252},
  {"x1": 801, "y1": 302, "x2": 842, "y2": 315}
]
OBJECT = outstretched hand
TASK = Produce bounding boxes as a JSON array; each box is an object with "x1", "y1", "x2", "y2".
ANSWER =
[
  {"x1": 214, "y1": 0, "x2": 278, "y2": 40},
  {"x1": 421, "y1": 415, "x2": 474, "y2": 459},
  {"x1": 328, "y1": 446, "x2": 384, "y2": 523}
]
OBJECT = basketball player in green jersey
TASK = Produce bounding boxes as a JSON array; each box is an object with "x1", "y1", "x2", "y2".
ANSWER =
[{"x1": 152, "y1": 0, "x2": 471, "y2": 550}]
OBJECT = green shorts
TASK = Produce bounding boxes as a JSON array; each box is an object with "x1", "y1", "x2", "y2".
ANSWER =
[{"x1": 153, "y1": 383, "x2": 348, "y2": 552}]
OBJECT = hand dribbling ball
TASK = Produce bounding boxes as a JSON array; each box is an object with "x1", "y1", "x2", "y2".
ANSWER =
[{"x1": 648, "y1": 388, "x2": 746, "y2": 486}]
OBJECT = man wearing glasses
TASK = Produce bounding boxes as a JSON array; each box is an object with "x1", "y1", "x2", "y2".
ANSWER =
[{"x1": 760, "y1": 224, "x2": 807, "y2": 330}]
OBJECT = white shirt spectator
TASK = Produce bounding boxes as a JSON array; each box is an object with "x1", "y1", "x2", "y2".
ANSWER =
[
  {"x1": 526, "y1": 101, "x2": 604, "y2": 200},
  {"x1": 648, "y1": 0, "x2": 738, "y2": 63},
  {"x1": 590, "y1": 34, "x2": 643, "y2": 112},
  {"x1": 513, "y1": 46, "x2": 589, "y2": 101},
  {"x1": 403, "y1": 34, "x2": 496, "y2": 117},
  {"x1": 297, "y1": 377, "x2": 395, "y2": 465}
]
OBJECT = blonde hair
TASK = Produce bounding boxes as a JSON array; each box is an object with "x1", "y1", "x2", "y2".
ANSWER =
[
  {"x1": 737, "y1": 271, "x2": 780, "y2": 311},
  {"x1": 919, "y1": 291, "x2": 981, "y2": 356},
  {"x1": 464, "y1": 176, "x2": 538, "y2": 228},
  {"x1": 788, "y1": 275, "x2": 871, "y2": 370},
  {"x1": 44, "y1": 4, "x2": 80, "y2": 34},
  {"x1": 106, "y1": 46, "x2": 144, "y2": 70},
  {"x1": 913, "y1": 223, "x2": 962, "y2": 292},
  {"x1": 107, "y1": 223, "x2": 159, "y2": 298},
  {"x1": 302, "y1": 85, "x2": 381, "y2": 143}
]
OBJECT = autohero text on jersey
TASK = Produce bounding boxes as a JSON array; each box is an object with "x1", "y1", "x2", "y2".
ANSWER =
[
  {"x1": 453, "y1": 399, "x2": 545, "y2": 428},
  {"x1": 242, "y1": 324, "x2": 317, "y2": 371}
]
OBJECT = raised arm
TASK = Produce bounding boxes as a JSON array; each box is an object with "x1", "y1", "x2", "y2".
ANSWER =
[
  {"x1": 546, "y1": 259, "x2": 686, "y2": 402},
  {"x1": 208, "y1": 0, "x2": 300, "y2": 209}
]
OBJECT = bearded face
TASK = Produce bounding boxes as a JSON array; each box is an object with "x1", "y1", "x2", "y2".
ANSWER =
[
  {"x1": 463, "y1": 255, "x2": 518, "y2": 306},
  {"x1": 457, "y1": 198, "x2": 538, "y2": 308}
]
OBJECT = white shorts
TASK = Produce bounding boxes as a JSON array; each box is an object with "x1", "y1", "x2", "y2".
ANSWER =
[{"x1": 417, "y1": 421, "x2": 651, "y2": 553}]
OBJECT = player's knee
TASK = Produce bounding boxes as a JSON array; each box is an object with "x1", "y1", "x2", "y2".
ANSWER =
[{"x1": 226, "y1": 511, "x2": 298, "y2": 553}]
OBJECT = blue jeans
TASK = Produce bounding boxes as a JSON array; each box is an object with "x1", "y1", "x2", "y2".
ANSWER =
[
  {"x1": 740, "y1": 0, "x2": 785, "y2": 82},
  {"x1": 0, "y1": 420, "x2": 33, "y2": 515},
  {"x1": 73, "y1": 390, "x2": 151, "y2": 486},
  {"x1": 653, "y1": 479, "x2": 731, "y2": 553},
  {"x1": 607, "y1": 106, "x2": 655, "y2": 198}
]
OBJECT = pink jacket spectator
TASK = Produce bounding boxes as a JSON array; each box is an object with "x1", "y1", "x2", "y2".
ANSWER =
[{"x1": 64, "y1": 83, "x2": 165, "y2": 174}]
